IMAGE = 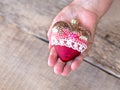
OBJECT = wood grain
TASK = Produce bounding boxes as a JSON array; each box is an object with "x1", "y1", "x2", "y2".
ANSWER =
[
  {"x1": 1, "y1": 0, "x2": 119, "y2": 76},
  {"x1": 0, "y1": 0, "x2": 119, "y2": 78},
  {"x1": 0, "y1": 0, "x2": 120, "y2": 77},
  {"x1": 88, "y1": 0, "x2": 120, "y2": 75},
  {"x1": 0, "y1": 23, "x2": 120, "y2": 90}
]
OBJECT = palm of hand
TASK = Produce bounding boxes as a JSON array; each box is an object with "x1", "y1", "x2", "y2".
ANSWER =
[{"x1": 47, "y1": 3, "x2": 97, "y2": 76}]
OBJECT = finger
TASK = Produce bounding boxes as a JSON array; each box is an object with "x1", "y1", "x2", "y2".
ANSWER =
[
  {"x1": 61, "y1": 60, "x2": 72, "y2": 76},
  {"x1": 54, "y1": 59, "x2": 66, "y2": 75},
  {"x1": 48, "y1": 47, "x2": 58, "y2": 67},
  {"x1": 71, "y1": 46, "x2": 90, "y2": 70},
  {"x1": 48, "y1": 42, "x2": 53, "y2": 49},
  {"x1": 71, "y1": 56, "x2": 83, "y2": 70}
]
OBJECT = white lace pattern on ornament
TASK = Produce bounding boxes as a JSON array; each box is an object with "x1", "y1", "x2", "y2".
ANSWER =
[{"x1": 51, "y1": 37, "x2": 87, "y2": 53}]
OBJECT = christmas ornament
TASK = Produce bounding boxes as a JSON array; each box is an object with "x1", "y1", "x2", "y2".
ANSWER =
[{"x1": 51, "y1": 19, "x2": 91, "y2": 62}]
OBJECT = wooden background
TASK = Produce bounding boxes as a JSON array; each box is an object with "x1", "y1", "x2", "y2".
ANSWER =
[{"x1": 0, "y1": 0, "x2": 120, "y2": 90}]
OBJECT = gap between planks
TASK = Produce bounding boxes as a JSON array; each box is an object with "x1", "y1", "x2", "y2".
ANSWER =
[{"x1": 23, "y1": 30, "x2": 120, "y2": 79}]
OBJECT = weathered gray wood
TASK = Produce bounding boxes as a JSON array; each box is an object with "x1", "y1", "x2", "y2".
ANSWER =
[
  {"x1": 88, "y1": 0, "x2": 120, "y2": 76},
  {"x1": 1, "y1": 0, "x2": 119, "y2": 76},
  {"x1": 0, "y1": 23, "x2": 120, "y2": 90}
]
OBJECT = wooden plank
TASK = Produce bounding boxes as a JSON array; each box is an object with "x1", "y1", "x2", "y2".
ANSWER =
[
  {"x1": 0, "y1": 22, "x2": 120, "y2": 90},
  {"x1": 0, "y1": 0, "x2": 120, "y2": 77},
  {"x1": 88, "y1": 0, "x2": 120, "y2": 76}
]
